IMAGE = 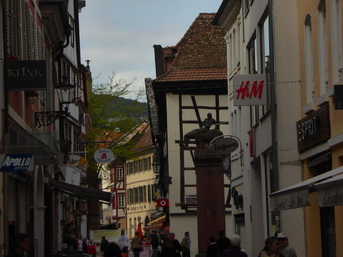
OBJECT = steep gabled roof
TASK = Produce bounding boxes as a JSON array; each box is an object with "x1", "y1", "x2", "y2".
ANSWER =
[{"x1": 156, "y1": 13, "x2": 227, "y2": 82}]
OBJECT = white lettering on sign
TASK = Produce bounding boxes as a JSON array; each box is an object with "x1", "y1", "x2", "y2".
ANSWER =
[
  {"x1": 233, "y1": 74, "x2": 267, "y2": 106},
  {"x1": 3, "y1": 156, "x2": 31, "y2": 166},
  {"x1": 297, "y1": 116, "x2": 320, "y2": 141}
]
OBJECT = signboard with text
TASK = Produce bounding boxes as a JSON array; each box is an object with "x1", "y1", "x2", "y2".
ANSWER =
[
  {"x1": 0, "y1": 154, "x2": 34, "y2": 172},
  {"x1": 7, "y1": 60, "x2": 47, "y2": 90},
  {"x1": 233, "y1": 74, "x2": 267, "y2": 106}
]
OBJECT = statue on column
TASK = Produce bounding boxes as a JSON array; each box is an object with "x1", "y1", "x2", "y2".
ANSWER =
[{"x1": 184, "y1": 113, "x2": 223, "y2": 149}]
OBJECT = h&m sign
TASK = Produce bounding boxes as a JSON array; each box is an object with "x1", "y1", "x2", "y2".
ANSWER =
[
  {"x1": 233, "y1": 74, "x2": 267, "y2": 106},
  {"x1": 7, "y1": 60, "x2": 47, "y2": 90}
]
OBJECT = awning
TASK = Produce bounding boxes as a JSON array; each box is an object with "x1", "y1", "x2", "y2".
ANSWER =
[
  {"x1": 149, "y1": 215, "x2": 166, "y2": 225},
  {"x1": 143, "y1": 223, "x2": 164, "y2": 230},
  {"x1": 47, "y1": 179, "x2": 112, "y2": 203},
  {"x1": 315, "y1": 173, "x2": 343, "y2": 207},
  {"x1": 270, "y1": 166, "x2": 343, "y2": 211}
]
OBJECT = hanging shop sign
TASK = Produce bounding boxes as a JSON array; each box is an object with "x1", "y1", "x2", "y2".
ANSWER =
[
  {"x1": 94, "y1": 148, "x2": 116, "y2": 164},
  {"x1": 296, "y1": 102, "x2": 330, "y2": 153},
  {"x1": 7, "y1": 60, "x2": 47, "y2": 90},
  {"x1": 209, "y1": 136, "x2": 240, "y2": 155},
  {"x1": 0, "y1": 154, "x2": 34, "y2": 172},
  {"x1": 233, "y1": 74, "x2": 267, "y2": 106},
  {"x1": 157, "y1": 199, "x2": 169, "y2": 207},
  {"x1": 64, "y1": 155, "x2": 87, "y2": 167}
]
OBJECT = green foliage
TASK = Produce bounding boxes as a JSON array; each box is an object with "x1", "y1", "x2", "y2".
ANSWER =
[{"x1": 86, "y1": 74, "x2": 148, "y2": 173}]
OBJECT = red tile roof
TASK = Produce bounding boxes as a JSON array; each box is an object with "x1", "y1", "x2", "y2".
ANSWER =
[{"x1": 156, "y1": 13, "x2": 227, "y2": 82}]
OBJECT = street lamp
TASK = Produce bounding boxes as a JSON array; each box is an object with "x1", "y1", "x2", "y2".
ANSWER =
[{"x1": 35, "y1": 76, "x2": 75, "y2": 127}]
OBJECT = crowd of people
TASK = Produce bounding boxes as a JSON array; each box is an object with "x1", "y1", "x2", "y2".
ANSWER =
[{"x1": 6, "y1": 230, "x2": 297, "y2": 257}]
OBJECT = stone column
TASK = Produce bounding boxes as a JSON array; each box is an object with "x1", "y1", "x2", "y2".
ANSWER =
[{"x1": 193, "y1": 147, "x2": 225, "y2": 255}]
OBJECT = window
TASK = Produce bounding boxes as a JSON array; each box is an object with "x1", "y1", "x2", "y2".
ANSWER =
[
  {"x1": 305, "y1": 15, "x2": 314, "y2": 103},
  {"x1": 247, "y1": 36, "x2": 258, "y2": 74},
  {"x1": 244, "y1": 0, "x2": 250, "y2": 15},
  {"x1": 318, "y1": 0, "x2": 328, "y2": 95},
  {"x1": 139, "y1": 187, "x2": 144, "y2": 202},
  {"x1": 148, "y1": 185, "x2": 152, "y2": 202},
  {"x1": 69, "y1": 14, "x2": 75, "y2": 47},
  {"x1": 248, "y1": 35, "x2": 260, "y2": 126},
  {"x1": 118, "y1": 194, "x2": 125, "y2": 208},
  {"x1": 259, "y1": 15, "x2": 271, "y2": 116},
  {"x1": 116, "y1": 168, "x2": 123, "y2": 181},
  {"x1": 143, "y1": 158, "x2": 148, "y2": 171},
  {"x1": 331, "y1": 0, "x2": 342, "y2": 83}
]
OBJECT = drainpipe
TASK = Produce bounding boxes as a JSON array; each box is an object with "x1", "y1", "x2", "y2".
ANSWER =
[
  {"x1": 3, "y1": 0, "x2": 9, "y2": 254},
  {"x1": 268, "y1": 0, "x2": 278, "y2": 235}
]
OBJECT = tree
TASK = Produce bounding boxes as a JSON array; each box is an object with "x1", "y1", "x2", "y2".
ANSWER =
[{"x1": 86, "y1": 73, "x2": 148, "y2": 179}]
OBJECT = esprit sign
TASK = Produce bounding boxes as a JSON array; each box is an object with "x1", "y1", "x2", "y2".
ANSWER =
[
  {"x1": 0, "y1": 154, "x2": 33, "y2": 172},
  {"x1": 209, "y1": 136, "x2": 240, "y2": 155},
  {"x1": 94, "y1": 149, "x2": 116, "y2": 164},
  {"x1": 233, "y1": 74, "x2": 267, "y2": 106}
]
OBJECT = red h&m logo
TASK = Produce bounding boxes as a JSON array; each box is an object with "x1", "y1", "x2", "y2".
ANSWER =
[
  {"x1": 236, "y1": 80, "x2": 264, "y2": 100},
  {"x1": 233, "y1": 74, "x2": 267, "y2": 106}
]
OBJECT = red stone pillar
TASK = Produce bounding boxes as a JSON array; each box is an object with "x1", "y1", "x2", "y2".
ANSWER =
[{"x1": 193, "y1": 148, "x2": 225, "y2": 254}]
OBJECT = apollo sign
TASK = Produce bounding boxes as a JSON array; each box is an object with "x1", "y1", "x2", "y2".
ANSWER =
[
  {"x1": 0, "y1": 154, "x2": 34, "y2": 172},
  {"x1": 209, "y1": 136, "x2": 240, "y2": 155}
]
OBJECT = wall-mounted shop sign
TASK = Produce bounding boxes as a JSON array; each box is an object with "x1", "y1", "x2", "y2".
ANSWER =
[
  {"x1": 64, "y1": 155, "x2": 87, "y2": 167},
  {"x1": 296, "y1": 102, "x2": 330, "y2": 153},
  {"x1": 209, "y1": 136, "x2": 240, "y2": 155},
  {"x1": 7, "y1": 60, "x2": 47, "y2": 90},
  {"x1": 94, "y1": 148, "x2": 116, "y2": 164},
  {"x1": 0, "y1": 154, "x2": 33, "y2": 172},
  {"x1": 233, "y1": 74, "x2": 267, "y2": 106}
]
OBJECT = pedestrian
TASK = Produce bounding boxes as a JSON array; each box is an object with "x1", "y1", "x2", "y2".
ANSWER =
[
  {"x1": 170, "y1": 233, "x2": 183, "y2": 257},
  {"x1": 181, "y1": 232, "x2": 191, "y2": 257},
  {"x1": 131, "y1": 231, "x2": 143, "y2": 257},
  {"x1": 161, "y1": 236, "x2": 176, "y2": 257},
  {"x1": 216, "y1": 230, "x2": 231, "y2": 254},
  {"x1": 116, "y1": 229, "x2": 130, "y2": 251},
  {"x1": 206, "y1": 236, "x2": 219, "y2": 257},
  {"x1": 122, "y1": 246, "x2": 129, "y2": 257},
  {"x1": 101, "y1": 236, "x2": 110, "y2": 255},
  {"x1": 6, "y1": 233, "x2": 31, "y2": 257},
  {"x1": 220, "y1": 234, "x2": 247, "y2": 257},
  {"x1": 74, "y1": 233, "x2": 85, "y2": 252},
  {"x1": 258, "y1": 236, "x2": 284, "y2": 257},
  {"x1": 150, "y1": 230, "x2": 160, "y2": 257},
  {"x1": 87, "y1": 239, "x2": 97, "y2": 257},
  {"x1": 104, "y1": 242, "x2": 122, "y2": 257},
  {"x1": 277, "y1": 233, "x2": 297, "y2": 257}
]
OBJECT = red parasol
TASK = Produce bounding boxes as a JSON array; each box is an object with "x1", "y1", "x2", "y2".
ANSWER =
[{"x1": 137, "y1": 223, "x2": 144, "y2": 238}]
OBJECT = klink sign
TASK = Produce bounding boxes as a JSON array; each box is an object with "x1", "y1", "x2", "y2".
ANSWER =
[{"x1": 209, "y1": 136, "x2": 240, "y2": 155}]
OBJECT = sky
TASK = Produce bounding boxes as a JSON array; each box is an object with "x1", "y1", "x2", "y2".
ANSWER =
[{"x1": 79, "y1": 0, "x2": 223, "y2": 102}]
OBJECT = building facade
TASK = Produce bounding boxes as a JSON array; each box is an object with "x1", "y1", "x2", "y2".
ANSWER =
[
  {"x1": 0, "y1": 1, "x2": 111, "y2": 256},
  {"x1": 270, "y1": 1, "x2": 343, "y2": 257},
  {"x1": 214, "y1": 0, "x2": 304, "y2": 256},
  {"x1": 146, "y1": 13, "x2": 231, "y2": 255}
]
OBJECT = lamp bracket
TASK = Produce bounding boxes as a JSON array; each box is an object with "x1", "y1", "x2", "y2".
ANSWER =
[{"x1": 35, "y1": 110, "x2": 70, "y2": 127}]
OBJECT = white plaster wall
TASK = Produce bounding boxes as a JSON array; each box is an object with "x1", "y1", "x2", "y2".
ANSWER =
[{"x1": 166, "y1": 92, "x2": 230, "y2": 253}]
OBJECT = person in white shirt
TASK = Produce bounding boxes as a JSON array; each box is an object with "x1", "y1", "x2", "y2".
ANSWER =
[
  {"x1": 116, "y1": 229, "x2": 130, "y2": 251},
  {"x1": 277, "y1": 232, "x2": 297, "y2": 257}
]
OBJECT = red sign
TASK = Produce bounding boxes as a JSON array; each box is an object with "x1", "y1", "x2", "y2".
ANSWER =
[
  {"x1": 157, "y1": 199, "x2": 169, "y2": 207},
  {"x1": 233, "y1": 74, "x2": 267, "y2": 106}
]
